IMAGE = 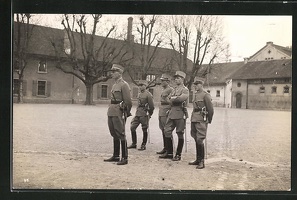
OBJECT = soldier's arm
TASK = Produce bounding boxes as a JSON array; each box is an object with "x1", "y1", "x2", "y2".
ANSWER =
[
  {"x1": 162, "y1": 88, "x2": 172, "y2": 104},
  {"x1": 204, "y1": 94, "x2": 214, "y2": 123},
  {"x1": 172, "y1": 88, "x2": 189, "y2": 103},
  {"x1": 122, "y1": 83, "x2": 132, "y2": 114},
  {"x1": 147, "y1": 93, "x2": 155, "y2": 115}
]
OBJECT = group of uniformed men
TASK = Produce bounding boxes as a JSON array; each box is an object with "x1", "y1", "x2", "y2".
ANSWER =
[{"x1": 104, "y1": 64, "x2": 214, "y2": 169}]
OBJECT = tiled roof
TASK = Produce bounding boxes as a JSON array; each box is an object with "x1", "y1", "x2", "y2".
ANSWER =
[
  {"x1": 14, "y1": 22, "x2": 191, "y2": 73},
  {"x1": 230, "y1": 59, "x2": 292, "y2": 80},
  {"x1": 204, "y1": 62, "x2": 245, "y2": 85}
]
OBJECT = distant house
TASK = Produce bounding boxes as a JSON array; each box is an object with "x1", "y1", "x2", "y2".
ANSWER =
[
  {"x1": 204, "y1": 62, "x2": 245, "y2": 107},
  {"x1": 230, "y1": 59, "x2": 291, "y2": 110},
  {"x1": 13, "y1": 19, "x2": 192, "y2": 104},
  {"x1": 204, "y1": 41, "x2": 292, "y2": 110},
  {"x1": 245, "y1": 41, "x2": 292, "y2": 62}
]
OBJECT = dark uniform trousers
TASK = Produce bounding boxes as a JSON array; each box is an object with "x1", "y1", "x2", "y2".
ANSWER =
[
  {"x1": 164, "y1": 117, "x2": 185, "y2": 156},
  {"x1": 108, "y1": 116, "x2": 128, "y2": 159},
  {"x1": 130, "y1": 116, "x2": 149, "y2": 145}
]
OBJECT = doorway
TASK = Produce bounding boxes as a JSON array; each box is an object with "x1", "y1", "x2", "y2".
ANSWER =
[{"x1": 236, "y1": 93, "x2": 242, "y2": 108}]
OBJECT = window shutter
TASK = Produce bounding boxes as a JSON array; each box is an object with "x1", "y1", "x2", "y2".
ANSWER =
[
  {"x1": 47, "y1": 81, "x2": 51, "y2": 97},
  {"x1": 22, "y1": 80, "x2": 27, "y2": 96},
  {"x1": 32, "y1": 80, "x2": 37, "y2": 96},
  {"x1": 97, "y1": 84, "x2": 101, "y2": 99}
]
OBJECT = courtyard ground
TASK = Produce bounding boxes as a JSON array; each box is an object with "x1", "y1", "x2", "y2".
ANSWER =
[{"x1": 12, "y1": 104, "x2": 291, "y2": 191}]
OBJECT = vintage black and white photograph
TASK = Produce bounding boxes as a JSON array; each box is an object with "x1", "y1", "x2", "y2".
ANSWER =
[{"x1": 12, "y1": 13, "x2": 292, "y2": 191}]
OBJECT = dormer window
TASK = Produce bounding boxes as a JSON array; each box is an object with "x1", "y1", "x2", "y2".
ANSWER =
[{"x1": 38, "y1": 60, "x2": 47, "y2": 73}]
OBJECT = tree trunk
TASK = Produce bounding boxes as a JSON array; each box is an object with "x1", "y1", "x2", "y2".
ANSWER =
[
  {"x1": 85, "y1": 83, "x2": 94, "y2": 105},
  {"x1": 17, "y1": 75, "x2": 24, "y2": 103}
]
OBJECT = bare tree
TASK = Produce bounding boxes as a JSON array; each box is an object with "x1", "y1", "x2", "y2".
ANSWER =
[
  {"x1": 50, "y1": 14, "x2": 134, "y2": 105},
  {"x1": 126, "y1": 15, "x2": 163, "y2": 88},
  {"x1": 13, "y1": 14, "x2": 34, "y2": 103},
  {"x1": 167, "y1": 15, "x2": 229, "y2": 89}
]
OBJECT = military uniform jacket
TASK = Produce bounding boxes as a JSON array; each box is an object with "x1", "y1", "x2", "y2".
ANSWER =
[
  {"x1": 159, "y1": 85, "x2": 173, "y2": 116},
  {"x1": 191, "y1": 90, "x2": 214, "y2": 123},
  {"x1": 107, "y1": 78, "x2": 132, "y2": 117},
  {"x1": 168, "y1": 84, "x2": 189, "y2": 119},
  {"x1": 135, "y1": 90, "x2": 154, "y2": 116}
]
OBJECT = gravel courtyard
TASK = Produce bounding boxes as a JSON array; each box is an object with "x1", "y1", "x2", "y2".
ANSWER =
[{"x1": 12, "y1": 104, "x2": 291, "y2": 191}]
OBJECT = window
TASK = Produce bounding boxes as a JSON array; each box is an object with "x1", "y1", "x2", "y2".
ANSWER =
[
  {"x1": 216, "y1": 90, "x2": 220, "y2": 97},
  {"x1": 146, "y1": 74, "x2": 156, "y2": 82},
  {"x1": 271, "y1": 86, "x2": 277, "y2": 94},
  {"x1": 13, "y1": 79, "x2": 27, "y2": 96},
  {"x1": 259, "y1": 86, "x2": 265, "y2": 93},
  {"x1": 207, "y1": 90, "x2": 210, "y2": 93},
  {"x1": 13, "y1": 79, "x2": 20, "y2": 95},
  {"x1": 101, "y1": 85, "x2": 108, "y2": 98},
  {"x1": 134, "y1": 72, "x2": 142, "y2": 81},
  {"x1": 37, "y1": 80, "x2": 46, "y2": 96},
  {"x1": 237, "y1": 82, "x2": 241, "y2": 87},
  {"x1": 283, "y1": 85, "x2": 290, "y2": 94},
  {"x1": 38, "y1": 60, "x2": 47, "y2": 73},
  {"x1": 32, "y1": 80, "x2": 50, "y2": 97}
]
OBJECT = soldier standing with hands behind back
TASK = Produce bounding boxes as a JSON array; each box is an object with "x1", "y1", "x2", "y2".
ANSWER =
[
  {"x1": 104, "y1": 64, "x2": 132, "y2": 165},
  {"x1": 128, "y1": 80, "x2": 154, "y2": 151},
  {"x1": 159, "y1": 71, "x2": 189, "y2": 161},
  {"x1": 189, "y1": 76, "x2": 214, "y2": 169}
]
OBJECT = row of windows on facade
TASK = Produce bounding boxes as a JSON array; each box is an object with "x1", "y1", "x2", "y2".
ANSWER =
[
  {"x1": 13, "y1": 79, "x2": 290, "y2": 100},
  {"x1": 24, "y1": 60, "x2": 156, "y2": 82}
]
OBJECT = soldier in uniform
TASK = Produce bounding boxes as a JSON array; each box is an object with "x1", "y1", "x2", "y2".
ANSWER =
[
  {"x1": 104, "y1": 64, "x2": 132, "y2": 165},
  {"x1": 189, "y1": 76, "x2": 214, "y2": 169},
  {"x1": 159, "y1": 71, "x2": 189, "y2": 161},
  {"x1": 156, "y1": 74, "x2": 173, "y2": 154},
  {"x1": 128, "y1": 80, "x2": 154, "y2": 151}
]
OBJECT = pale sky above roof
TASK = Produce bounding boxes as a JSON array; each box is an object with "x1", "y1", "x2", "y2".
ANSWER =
[{"x1": 31, "y1": 14, "x2": 292, "y2": 63}]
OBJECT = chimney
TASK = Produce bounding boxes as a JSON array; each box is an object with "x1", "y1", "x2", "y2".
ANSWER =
[
  {"x1": 266, "y1": 41, "x2": 273, "y2": 45},
  {"x1": 244, "y1": 57, "x2": 249, "y2": 64},
  {"x1": 127, "y1": 17, "x2": 134, "y2": 43}
]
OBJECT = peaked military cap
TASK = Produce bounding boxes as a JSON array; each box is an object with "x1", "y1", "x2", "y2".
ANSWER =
[
  {"x1": 138, "y1": 80, "x2": 148, "y2": 86},
  {"x1": 111, "y1": 64, "x2": 124, "y2": 73},
  {"x1": 173, "y1": 71, "x2": 186, "y2": 79},
  {"x1": 160, "y1": 73, "x2": 171, "y2": 81},
  {"x1": 193, "y1": 76, "x2": 206, "y2": 84}
]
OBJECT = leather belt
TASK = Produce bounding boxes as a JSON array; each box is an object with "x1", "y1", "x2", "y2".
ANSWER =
[
  {"x1": 171, "y1": 102, "x2": 182, "y2": 106},
  {"x1": 161, "y1": 102, "x2": 169, "y2": 105},
  {"x1": 193, "y1": 108, "x2": 202, "y2": 112},
  {"x1": 111, "y1": 101, "x2": 121, "y2": 104}
]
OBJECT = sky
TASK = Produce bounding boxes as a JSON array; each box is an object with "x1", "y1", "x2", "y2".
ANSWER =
[
  {"x1": 32, "y1": 14, "x2": 292, "y2": 63},
  {"x1": 223, "y1": 15, "x2": 292, "y2": 61}
]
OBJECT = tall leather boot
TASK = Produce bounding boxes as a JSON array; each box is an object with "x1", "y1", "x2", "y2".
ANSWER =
[
  {"x1": 128, "y1": 131, "x2": 137, "y2": 149},
  {"x1": 172, "y1": 138, "x2": 184, "y2": 161},
  {"x1": 159, "y1": 137, "x2": 173, "y2": 159},
  {"x1": 104, "y1": 139, "x2": 120, "y2": 162},
  {"x1": 138, "y1": 128, "x2": 147, "y2": 151},
  {"x1": 189, "y1": 141, "x2": 199, "y2": 165},
  {"x1": 156, "y1": 131, "x2": 166, "y2": 154},
  {"x1": 196, "y1": 143, "x2": 205, "y2": 169},
  {"x1": 117, "y1": 140, "x2": 128, "y2": 165}
]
